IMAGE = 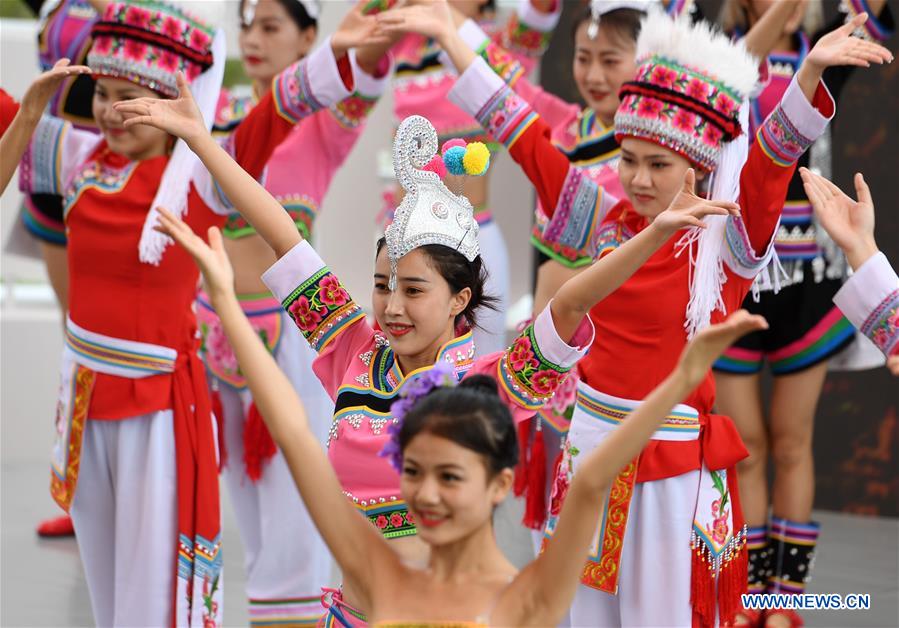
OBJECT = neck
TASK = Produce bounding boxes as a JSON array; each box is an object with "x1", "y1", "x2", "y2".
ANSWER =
[
  {"x1": 396, "y1": 327, "x2": 457, "y2": 375},
  {"x1": 426, "y1": 521, "x2": 511, "y2": 582},
  {"x1": 252, "y1": 79, "x2": 272, "y2": 99}
]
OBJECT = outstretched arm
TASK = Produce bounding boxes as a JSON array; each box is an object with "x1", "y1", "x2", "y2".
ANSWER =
[
  {"x1": 1, "y1": 60, "x2": 90, "y2": 194},
  {"x1": 156, "y1": 209, "x2": 399, "y2": 607},
  {"x1": 549, "y1": 169, "x2": 740, "y2": 342},
  {"x1": 499, "y1": 311, "x2": 768, "y2": 626}
]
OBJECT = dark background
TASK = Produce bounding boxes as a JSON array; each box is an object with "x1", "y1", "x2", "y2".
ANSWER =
[{"x1": 539, "y1": 0, "x2": 898, "y2": 516}]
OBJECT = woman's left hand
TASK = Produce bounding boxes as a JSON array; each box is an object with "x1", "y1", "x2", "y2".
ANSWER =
[
  {"x1": 376, "y1": 0, "x2": 455, "y2": 43},
  {"x1": 331, "y1": 3, "x2": 392, "y2": 58},
  {"x1": 651, "y1": 168, "x2": 741, "y2": 236},
  {"x1": 805, "y1": 13, "x2": 893, "y2": 71},
  {"x1": 678, "y1": 310, "x2": 768, "y2": 386},
  {"x1": 20, "y1": 59, "x2": 92, "y2": 121}
]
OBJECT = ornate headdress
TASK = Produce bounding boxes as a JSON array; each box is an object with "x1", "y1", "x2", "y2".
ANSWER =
[
  {"x1": 587, "y1": 0, "x2": 657, "y2": 40},
  {"x1": 384, "y1": 116, "x2": 487, "y2": 289},
  {"x1": 87, "y1": 1, "x2": 225, "y2": 265}
]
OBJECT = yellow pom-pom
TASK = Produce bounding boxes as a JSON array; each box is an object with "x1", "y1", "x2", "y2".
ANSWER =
[{"x1": 462, "y1": 142, "x2": 490, "y2": 176}]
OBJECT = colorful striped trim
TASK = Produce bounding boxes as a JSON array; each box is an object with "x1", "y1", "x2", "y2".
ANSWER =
[
  {"x1": 357, "y1": 498, "x2": 417, "y2": 539},
  {"x1": 21, "y1": 115, "x2": 68, "y2": 196},
  {"x1": 746, "y1": 525, "x2": 768, "y2": 549},
  {"x1": 498, "y1": 323, "x2": 572, "y2": 411},
  {"x1": 22, "y1": 199, "x2": 67, "y2": 245},
  {"x1": 274, "y1": 57, "x2": 323, "y2": 124},
  {"x1": 63, "y1": 158, "x2": 139, "y2": 218},
  {"x1": 859, "y1": 289, "x2": 898, "y2": 357},
  {"x1": 65, "y1": 326, "x2": 176, "y2": 375},
  {"x1": 249, "y1": 595, "x2": 323, "y2": 627},
  {"x1": 576, "y1": 389, "x2": 700, "y2": 435},
  {"x1": 478, "y1": 40, "x2": 524, "y2": 86},
  {"x1": 757, "y1": 104, "x2": 812, "y2": 167},
  {"x1": 475, "y1": 84, "x2": 538, "y2": 149},
  {"x1": 537, "y1": 406, "x2": 571, "y2": 436},
  {"x1": 533, "y1": 167, "x2": 602, "y2": 267},
  {"x1": 769, "y1": 309, "x2": 855, "y2": 374},
  {"x1": 779, "y1": 201, "x2": 813, "y2": 225},
  {"x1": 725, "y1": 215, "x2": 776, "y2": 278},
  {"x1": 844, "y1": 0, "x2": 894, "y2": 41},
  {"x1": 769, "y1": 516, "x2": 820, "y2": 543},
  {"x1": 177, "y1": 532, "x2": 222, "y2": 583},
  {"x1": 713, "y1": 346, "x2": 764, "y2": 374},
  {"x1": 282, "y1": 266, "x2": 365, "y2": 353}
]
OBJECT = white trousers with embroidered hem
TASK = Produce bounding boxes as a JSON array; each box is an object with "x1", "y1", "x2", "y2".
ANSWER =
[
  {"x1": 217, "y1": 314, "x2": 332, "y2": 624},
  {"x1": 569, "y1": 470, "x2": 700, "y2": 628},
  {"x1": 70, "y1": 410, "x2": 178, "y2": 627},
  {"x1": 472, "y1": 219, "x2": 510, "y2": 356}
]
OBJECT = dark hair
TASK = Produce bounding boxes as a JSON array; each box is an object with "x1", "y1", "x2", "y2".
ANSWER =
[
  {"x1": 398, "y1": 375, "x2": 518, "y2": 476},
  {"x1": 375, "y1": 238, "x2": 499, "y2": 330},
  {"x1": 239, "y1": 0, "x2": 317, "y2": 31},
  {"x1": 572, "y1": 6, "x2": 644, "y2": 46}
]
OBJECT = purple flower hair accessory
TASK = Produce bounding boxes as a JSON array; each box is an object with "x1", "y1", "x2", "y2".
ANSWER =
[{"x1": 379, "y1": 360, "x2": 457, "y2": 474}]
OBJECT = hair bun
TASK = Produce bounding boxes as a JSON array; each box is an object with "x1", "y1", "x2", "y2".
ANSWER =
[{"x1": 459, "y1": 374, "x2": 500, "y2": 397}]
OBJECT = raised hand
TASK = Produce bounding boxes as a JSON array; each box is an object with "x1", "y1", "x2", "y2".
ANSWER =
[
  {"x1": 330, "y1": 3, "x2": 391, "y2": 58},
  {"x1": 113, "y1": 72, "x2": 207, "y2": 145},
  {"x1": 806, "y1": 13, "x2": 894, "y2": 71},
  {"x1": 20, "y1": 59, "x2": 92, "y2": 120},
  {"x1": 799, "y1": 167, "x2": 878, "y2": 270},
  {"x1": 651, "y1": 168, "x2": 741, "y2": 236},
  {"x1": 154, "y1": 207, "x2": 236, "y2": 300},
  {"x1": 677, "y1": 310, "x2": 768, "y2": 386},
  {"x1": 376, "y1": 0, "x2": 455, "y2": 42}
]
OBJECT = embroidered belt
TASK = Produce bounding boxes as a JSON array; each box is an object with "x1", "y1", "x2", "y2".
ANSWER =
[{"x1": 65, "y1": 317, "x2": 176, "y2": 376}]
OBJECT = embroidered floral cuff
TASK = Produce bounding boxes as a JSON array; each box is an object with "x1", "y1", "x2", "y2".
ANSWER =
[
  {"x1": 501, "y1": 0, "x2": 560, "y2": 57},
  {"x1": 331, "y1": 50, "x2": 391, "y2": 129},
  {"x1": 842, "y1": 0, "x2": 895, "y2": 42},
  {"x1": 273, "y1": 36, "x2": 354, "y2": 124},
  {"x1": 498, "y1": 301, "x2": 593, "y2": 410},
  {"x1": 448, "y1": 19, "x2": 525, "y2": 86},
  {"x1": 834, "y1": 252, "x2": 899, "y2": 357},
  {"x1": 448, "y1": 57, "x2": 538, "y2": 149},
  {"x1": 262, "y1": 241, "x2": 364, "y2": 352},
  {"x1": 531, "y1": 167, "x2": 604, "y2": 267},
  {"x1": 722, "y1": 215, "x2": 780, "y2": 278},
  {"x1": 756, "y1": 75, "x2": 834, "y2": 167}
]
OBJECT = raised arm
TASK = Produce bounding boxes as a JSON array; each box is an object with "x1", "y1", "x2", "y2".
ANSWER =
[
  {"x1": 155, "y1": 208, "x2": 399, "y2": 609},
  {"x1": 549, "y1": 169, "x2": 740, "y2": 342},
  {"x1": 497, "y1": 310, "x2": 768, "y2": 626}
]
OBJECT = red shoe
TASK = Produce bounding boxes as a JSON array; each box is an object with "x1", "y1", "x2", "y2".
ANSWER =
[{"x1": 36, "y1": 514, "x2": 75, "y2": 537}]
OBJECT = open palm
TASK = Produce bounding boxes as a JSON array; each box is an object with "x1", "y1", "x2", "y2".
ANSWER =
[
  {"x1": 653, "y1": 169, "x2": 741, "y2": 235},
  {"x1": 376, "y1": 0, "x2": 455, "y2": 41},
  {"x1": 21, "y1": 59, "x2": 92, "y2": 114},
  {"x1": 678, "y1": 310, "x2": 768, "y2": 386},
  {"x1": 806, "y1": 13, "x2": 893, "y2": 70},
  {"x1": 800, "y1": 168, "x2": 875, "y2": 257},
  {"x1": 155, "y1": 207, "x2": 235, "y2": 298},
  {"x1": 113, "y1": 72, "x2": 207, "y2": 144}
]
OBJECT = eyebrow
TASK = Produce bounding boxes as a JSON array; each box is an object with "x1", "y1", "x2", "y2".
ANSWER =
[
  {"x1": 622, "y1": 150, "x2": 672, "y2": 160},
  {"x1": 373, "y1": 273, "x2": 430, "y2": 283}
]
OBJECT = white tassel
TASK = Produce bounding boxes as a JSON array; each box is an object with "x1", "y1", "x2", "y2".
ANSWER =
[{"x1": 139, "y1": 28, "x2": 227, "y2": 265}]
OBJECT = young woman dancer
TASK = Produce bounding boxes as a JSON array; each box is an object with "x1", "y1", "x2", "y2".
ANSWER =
[
  {"x1": 378, "y1": 2, "x2": 890, "y2": 624},
  {"x1": 157, "y1": 197, "x2": 767, "y2": 627},
  {"x1": 116, "y1": 85, "x2": 739, "y2": 627},
  {"x1": 204, "y1": 1, "x2": 392, "y2": 622},
  {"x1": 17, "y1": 1, "x2": 381, "y2": 623},
  {"x1": 711, "y1": 3, "x2": 893, "y2": 623}
]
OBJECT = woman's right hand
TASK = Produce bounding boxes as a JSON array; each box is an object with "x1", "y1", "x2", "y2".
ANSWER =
[
  {"x1": 155, "y1": 207, "x2": 236, "y2": 302},
  {"x1": 113, "y1": 72, "x2": 207, "y2": 146},
  {"x1": 376, "y1": 0, "x2": 455, "y2": 44},
  {"x1": 677, "y1": 310, "x2": 768, "y2": 387}
]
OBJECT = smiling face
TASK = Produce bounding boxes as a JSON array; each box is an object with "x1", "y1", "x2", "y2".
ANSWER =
[
  {"x1": 401, "y1": 431, "x2": 512, "y2": 545},
  {"x1": 239, "y1": 0, "x2": 316, "y2": 87},
  {"x1": 572, "y1": 20, "x2": 638, "y2": 126},
  {"x1": 92, "y1": 77, "x2": 170, "y2": 161},
  {"x1": 372, "y1": 247, "x2": 471, "y2": 369},
  {"x1": 618, "y1": 137, "x2": 695, "y2": 219}
]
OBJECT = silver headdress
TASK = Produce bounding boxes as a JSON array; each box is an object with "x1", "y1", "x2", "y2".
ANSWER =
[{"x1": 384, "y1": 116, "x2": 480, "y2": 290}]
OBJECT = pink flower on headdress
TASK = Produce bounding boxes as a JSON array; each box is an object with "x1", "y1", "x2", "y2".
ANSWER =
[
  {"x1": 509, "y1": 335, "x2": 538, "y2": 372},
  {"x1": 124, "y1": 6, "x2": 151, "y2": 29},
  {"x1": 531, "y1": 369, "x2": 563, "y2": 396},
  {"x1": 703, "y1": 124, "x2": 723, "y2": 146},
  {"x1": 158, "y1": 49, "x2": 180, "y2": 73},
  {"x1": 185, "y1": 63, "x2": 202, "y2": 82},
  {"x1": 716, "y1": 93, "x2": 737, "y2": 118},
  {"x1": 650, "y1": 66, "x2": 678, "y2": 90},
  {"x1": 123, "y1": 39, "x2": 147, "y2": 61},
  {"x1": 686, "y1": 78, "x2": 709, "y2": 102},
  {"x1": 190, "y1": 28, "x2": 212, "y2": 53},
  {"x1": 318, "y1": 275, "x2": 348, "y2": 307},
  {"x1": 288, "y1": 296, "x2": 323, "y2": 332},
  {"x1": 636, "y1": 97, "x2": 664, "y2": 119},
  {"x1": 92, "y1": 35, "x2": 113, "y2": 56},
  {"x1": 162, "y1": 16, "x2": 183, "y2": 41},
  {"x1": 673, "y1": 109, "x2": 697, "y2": 133}
]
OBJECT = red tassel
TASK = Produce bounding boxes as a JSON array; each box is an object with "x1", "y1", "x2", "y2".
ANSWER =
[
  {"x1": 513, "y1": 419, "x2": 531, "y2": 497},
  {"x1": 690, "y1": 545, "x2": 715, "y2": 628},
  {"x1": 522, "y1": 426, "x2": 547, "y2": 530},
  {"x1": 243, "y1": 402, "x2": 277, "y2": 483},
  {"x1": 718, "y1": 544, "x2": 748, "y2": 625},
  {"x1": 210, "y1": 389, "x2": 227, "y2": 471}
]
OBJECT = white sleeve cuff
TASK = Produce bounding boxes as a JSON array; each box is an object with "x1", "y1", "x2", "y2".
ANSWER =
[
  {"x1": 833, "y1": 252, "x2": 898, "y2": 330},
  {"x1": 447, "y1": 56, "x2": 507, "y2": 118},
  {"x1": 348, "y1": 49, "x2": 391, "y2": 98},
  {"x1": 262, "y1": 240, "x2": 326, "y2": 302},
  {"x1": 439, "y1": 20, "x2": 490, "y2": 73},
  {"x1": 307, "y1": 36, "x2": 353, "y2": 107},
  {"x1": 780, "y1": 75, "x2": 834, "y2": 143},
  {"x1": 533, "y1": 299, "x2": 594, "y2": 367},
  {"x1": 516, "y1": 0, "x2": 561, "y2": 31}
]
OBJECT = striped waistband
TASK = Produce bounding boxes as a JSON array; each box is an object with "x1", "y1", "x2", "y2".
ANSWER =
[
  {"x1": 65, "y1": 317, "x2": 177, "y2": 377},
  {"x1": 575, "y1": 382, "x2": 700, "y2": 439}
]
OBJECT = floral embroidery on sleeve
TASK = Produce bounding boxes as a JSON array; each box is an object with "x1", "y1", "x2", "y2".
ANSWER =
[
  {"x1": 861, "y1": 290, "x2": 899, "y2": 357},
  {"x1": 281, "y1": 267, "x2": 365, "y2": 352},
  {"x1": 498, "y1": 323, "x2": 574, "y2": 410}
]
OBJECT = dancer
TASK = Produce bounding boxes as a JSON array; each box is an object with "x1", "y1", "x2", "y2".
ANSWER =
[
  {"x1": 713, "y1": 3, "x2": 894, "y2": 624},
  {"x1": 18, "y1": 0, "x2": 380, "y2": 623},
  {"x1": 800, "y1": 168, "x2": 898, "y2": 372},
  {"x1": 116, "y1": 77, "x2": 740, "y2": 624},
  {"x1": 206, "y1": 1, "x2": 392, "y2": 623},
  {"x1": 378, "y1": 2, "x2": 890, "y2": 624},
  {"x1": 156, "y1": 197, "x2": 767, "y2": 627}
]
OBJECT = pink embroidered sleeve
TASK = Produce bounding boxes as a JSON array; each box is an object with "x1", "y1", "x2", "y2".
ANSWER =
[
  {"x1": 19, "y1": 115, "x2": 100, "y2": 196},
  {"x1": 467, "y1": 302, "x2": 593, "y2": 423},
  {"x1": 833, "y1": 253, "x2": 899, "y2": 357},
  {"x1": 262, "y1": 240, "x2": 374, "y2": 399}
]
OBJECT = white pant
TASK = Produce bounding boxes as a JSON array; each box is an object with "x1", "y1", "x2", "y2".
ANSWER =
[
  {"x1": 70, "y1": 410, "x2": 178, "y2": 627},
  {"x1": 569, "y1": 470, "x2": 699, "y2": 627},
  {"x1": 217, "y1": 314, "x2": 332, "y2": 624},
  {"x1": 473, "y1": 219, "x2": 510, "y2": 356}
]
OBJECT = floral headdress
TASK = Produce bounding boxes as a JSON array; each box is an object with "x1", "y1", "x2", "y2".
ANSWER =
[{"x1": 379, "y1": 361, "x2": 457, "y2": 474}]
